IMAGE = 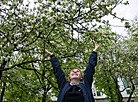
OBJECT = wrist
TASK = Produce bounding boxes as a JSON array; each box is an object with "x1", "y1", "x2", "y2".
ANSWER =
[
  {"x1": 49, "y1": 53, "x2": 53, "y2": 56},
  {"x1": 93, "y1": 48, "x2": 97, "y2": 52}
]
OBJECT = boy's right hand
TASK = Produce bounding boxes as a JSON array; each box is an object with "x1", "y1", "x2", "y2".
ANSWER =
[{"x1": 45, "y1": 49, "x2": 53, "y2": 55}]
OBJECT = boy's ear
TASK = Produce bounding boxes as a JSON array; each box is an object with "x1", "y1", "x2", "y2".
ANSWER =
[{"x1": 68, "y1": 76, "x2": 71, "y2": 82}]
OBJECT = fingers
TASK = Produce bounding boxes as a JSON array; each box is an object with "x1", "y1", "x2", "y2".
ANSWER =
[
  {"x1": 95, "y1": 44, "x2": 100, "y2": 49},
  {"x1": 45, "y1": 49, "x2": 53, "y2": 55},
  {"x1": 95, "y1": 43, "x2": 99, "y2": 47},
  {"x1": 45, "y1": 49, "x2": 49, "y2": 53},
  {"x1": 45, "y1": 49, "x2": 50, "y2": 54}
]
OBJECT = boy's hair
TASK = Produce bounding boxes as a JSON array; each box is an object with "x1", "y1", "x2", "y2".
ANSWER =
[{"x1": 68, "y1": 68, "x2": 84, "y2": 82}]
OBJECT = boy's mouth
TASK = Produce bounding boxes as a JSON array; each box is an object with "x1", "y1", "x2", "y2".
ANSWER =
[{"x1": 72, "y1": 74, "x2": 78, "y2": 76}]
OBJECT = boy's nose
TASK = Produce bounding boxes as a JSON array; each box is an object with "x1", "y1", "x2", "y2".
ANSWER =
[{"x1": 74, "y1": 71, "x2": 78, "y2": 73}]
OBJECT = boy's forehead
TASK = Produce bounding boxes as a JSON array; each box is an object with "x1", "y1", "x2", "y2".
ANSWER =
[{"x1": 72, "y1": 69, "x2": 80, "y2": 71}]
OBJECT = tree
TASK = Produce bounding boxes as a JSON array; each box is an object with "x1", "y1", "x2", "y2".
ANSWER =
[
  {"x1": 94, "y1": 21, "x2": 138, "y2": 102},
  {"x1": 125, "y1": 16, "x2": 138, "y2": 101},
  {"x1": 0, "y1": 0, "x2": 129, "y2": 101}
]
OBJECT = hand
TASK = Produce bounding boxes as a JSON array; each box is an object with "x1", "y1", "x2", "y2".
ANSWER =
[
  {"x1": 93, "y1": 44, "x2": 100, "y2": 52},
  {"x1": 45, "y1": 49, "x2": 53, "y2": 55}
]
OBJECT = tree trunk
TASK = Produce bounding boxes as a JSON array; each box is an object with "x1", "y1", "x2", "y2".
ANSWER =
[
  {"x1": 111, "y1": 76, "x2": 123, "y2": 102},
  {"x1": 127, "y1": 78, "x2": 135, "y2": 102},
  {"x1": 0, "y1": 59, "x2": 7, "y2": 80},
  {"x1": 114, "y1": 78, "x2": 123, "y2": 102},
  {"x1": 106, "y1": 79, "x2": 115, "y2": 102},
  {"x1": 42, "y1": 88, "x2": 47, "y2": 102},
  {"x1": 0, "y1": 82, "x2": 6, "y2": 102}
]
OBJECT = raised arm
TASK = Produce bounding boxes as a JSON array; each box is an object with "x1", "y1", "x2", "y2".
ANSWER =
[
  {"x1": 45, "y1": 49, "x2": 67, "y2": 89},
  {"x1": 84, "y1": 44, "x2": 99, "y2": 87},
  {"x1": 93, "y1": 44, "x2": 100, "y2": 52},
  {"x1": 45, "y1": 49, "x2": 53, "y2": 56}
]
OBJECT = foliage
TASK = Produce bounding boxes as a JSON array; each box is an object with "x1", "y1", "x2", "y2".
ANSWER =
[
  {"x1": 94, "y1": 18, "x2": 138, "y2": 102},
  {"x1": 0, "y1": 0, "x2": 130, "y2": 101}
]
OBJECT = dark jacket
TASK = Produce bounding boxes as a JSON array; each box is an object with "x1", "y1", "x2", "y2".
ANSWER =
[{"x1": 50, "y1": 52, "x2": 97, "y2": 102}]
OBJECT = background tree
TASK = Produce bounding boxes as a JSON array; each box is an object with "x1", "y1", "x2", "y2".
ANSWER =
[
  {"x1": 126, "y1": 16, "x2": 138, "y2": 101},
  {"x1": 94, "y1": 19, "x2": 138, "y2": 102}
]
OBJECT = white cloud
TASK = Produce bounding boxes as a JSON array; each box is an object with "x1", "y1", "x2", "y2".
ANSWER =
[{"x1": 103, "y1": 0, "x2": 138, "y2": 36}]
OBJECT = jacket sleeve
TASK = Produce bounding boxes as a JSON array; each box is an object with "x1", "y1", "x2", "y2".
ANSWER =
[
  {"x1": 84, "y1": 51, "x2": 97, "y2": 88},
  {"x1": 50, "y1": 55, "x2": 67, "y2": 89}
]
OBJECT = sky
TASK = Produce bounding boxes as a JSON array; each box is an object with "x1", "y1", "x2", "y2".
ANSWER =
[{"x1": 103, "y1": 0, "x2": 138, "y2": 37}]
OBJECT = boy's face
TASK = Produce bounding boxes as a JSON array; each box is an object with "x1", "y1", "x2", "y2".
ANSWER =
[{"x1": 69, "y1": 69, "x2": 82, "y2": 81}]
